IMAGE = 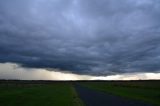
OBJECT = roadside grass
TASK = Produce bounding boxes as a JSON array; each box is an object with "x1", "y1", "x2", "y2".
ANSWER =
[
  {"x1": 81, "y1": 81, "x2": 160, "y2": 106},
  {"x1": 70, "y1": 85, "x2": 84, "y2": 106},
  {"x1": 0, "y1": 83, "x2": 82, "y2": 106}
]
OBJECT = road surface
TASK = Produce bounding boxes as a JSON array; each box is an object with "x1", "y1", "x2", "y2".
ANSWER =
[{"x1": 75, "y1": 85, "x2": 153, "y2": 106}]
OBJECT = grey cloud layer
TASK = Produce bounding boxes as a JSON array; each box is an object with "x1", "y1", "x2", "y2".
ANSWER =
[{"x1": 0, "y1": 0, "x2": 160, "y2": 75}]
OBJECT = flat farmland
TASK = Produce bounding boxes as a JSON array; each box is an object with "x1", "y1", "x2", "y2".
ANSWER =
[
  {"x1": 80, "y1": 80, "x2": 160, "y2": 106},
  {"x1": 0, "y1": 81, "x2": 82, "y2": 106},
  {"x1": 0, "y1": 80, "x2": 160, "y2": 106}
]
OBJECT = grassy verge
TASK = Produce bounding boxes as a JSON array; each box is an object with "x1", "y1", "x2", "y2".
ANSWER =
[
  {"x1": 81, "y1": 81, "x2": 160, "y2": 106},
  {"x1": 0, "y1": 83, "x2": 82, "y2": 106},
  {"x1": 70, "y1": 84, "x2": 84, "y2": 106}
]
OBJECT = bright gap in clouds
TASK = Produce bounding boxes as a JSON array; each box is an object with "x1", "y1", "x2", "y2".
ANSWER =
[{"x1": 0, "y1": 63, "x2": 160, "y2": 80}]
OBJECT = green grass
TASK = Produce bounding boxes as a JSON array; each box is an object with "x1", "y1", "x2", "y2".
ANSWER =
[
  {"x1": 70, "y1": 85, "x2": 84, "y2": 106},
  {"x1": 0, "y1": 83, "x2": 82, "y2": 106},
  {"x1": 81, "y1": 81, "x2": 160, "y2": 106}
]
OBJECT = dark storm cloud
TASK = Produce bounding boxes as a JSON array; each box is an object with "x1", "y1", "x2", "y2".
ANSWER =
[{"x1": 0, "y1": 0, "x2": 160, "y2": 75}]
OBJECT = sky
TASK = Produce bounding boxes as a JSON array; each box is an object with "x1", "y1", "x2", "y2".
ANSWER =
[{"x1": 0, "y1": 0, "x2": 160, "y2": 80}]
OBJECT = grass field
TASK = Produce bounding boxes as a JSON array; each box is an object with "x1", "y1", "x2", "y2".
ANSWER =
[
  {"x1": 0, "y1": 82, "x2": 82, "y2": 106},
  {"x1": 81, "y1": 81, "x2": 160, "y2": 106},
  {"x1": 1, "y1": 80, "x2": 160, "y2": 106}
]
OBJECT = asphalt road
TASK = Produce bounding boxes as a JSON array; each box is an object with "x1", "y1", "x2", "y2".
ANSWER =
[{"x1": 75, "y1": 85, "x2": 153, "y2": 106}]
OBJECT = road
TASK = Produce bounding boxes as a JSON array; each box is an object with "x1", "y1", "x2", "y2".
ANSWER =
[{"x1": 75, "y1": 85, "x2": 153, "y2": 106}]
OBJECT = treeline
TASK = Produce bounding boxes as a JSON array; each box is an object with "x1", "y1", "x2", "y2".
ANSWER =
[{"x1": 0, "y1": 79, "x2": 159, "y2": 84}]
